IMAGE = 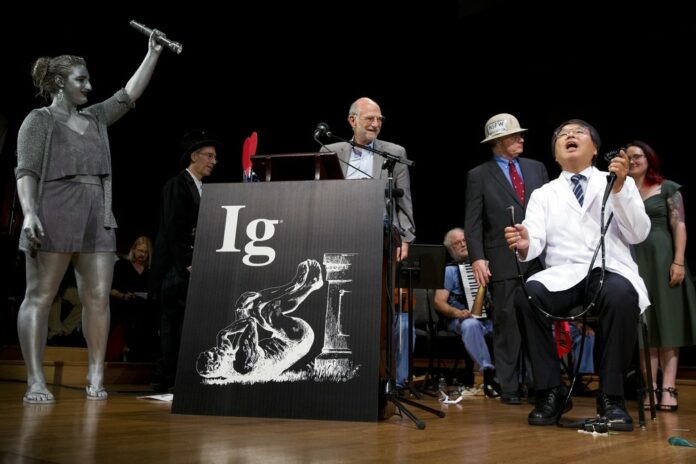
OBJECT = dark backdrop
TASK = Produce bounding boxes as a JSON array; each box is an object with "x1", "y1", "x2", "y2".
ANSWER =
[{"x1": 1, "y1": 1, "x2": 692, "y2": 264}]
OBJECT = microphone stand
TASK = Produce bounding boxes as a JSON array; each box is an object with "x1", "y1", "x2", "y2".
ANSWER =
[{"x1": 322, "y1": 131, "x2": 443, "y2": 429}]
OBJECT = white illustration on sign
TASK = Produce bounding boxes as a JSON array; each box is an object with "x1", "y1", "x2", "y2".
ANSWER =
[
  {"x1": 313, "y1": 253, "x2": 360, "y2": 381},
  {"x1": 197, "y1": 259, "x2": 323, "y2": 383},
  {"x1": 197, "y1": 255, "x2": 361, "y2": 384}
]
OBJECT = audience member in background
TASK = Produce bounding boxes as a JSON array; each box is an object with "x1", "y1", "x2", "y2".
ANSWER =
[
  {"x1": 110, "y1": 236, "x2": 158, "y2": 362},
  {"x1": 150, "y1": 129, "x2": 220, "y2": 391},
  {"x1": 433, "y1": 228, "x2": 500, "y2": 397},
  {"x1": 465, "y1": 113, "x2": 548, "y2": 404},
  {"x1": 15, "y1": 32, "x2": 162, "y2": 403},
  {"x1": 569, "y1": 321, "x2": 595, "y2": 376},
  {"x1": 627, "y1": 140, "x2": 696, "y2": 412}
]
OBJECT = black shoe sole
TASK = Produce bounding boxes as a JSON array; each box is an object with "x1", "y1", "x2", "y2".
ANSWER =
[{"x1": 528, "y1": 415, "x2": 557, "y2": 426}]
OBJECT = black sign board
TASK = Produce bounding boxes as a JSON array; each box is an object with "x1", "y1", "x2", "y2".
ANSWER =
[{"x1": 172, "y1": 180, "x2": 385, "y2": 421}]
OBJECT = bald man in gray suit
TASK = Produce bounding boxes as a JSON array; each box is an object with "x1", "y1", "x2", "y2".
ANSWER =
[{"x1": 322, "y1": 97, "x2": 415, "y2": 261}]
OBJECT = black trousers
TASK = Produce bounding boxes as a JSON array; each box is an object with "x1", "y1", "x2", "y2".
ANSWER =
[
  {"x1": 489, "y1": 278, "x2": 531, "y2": 395},
  {"x1": 158, "y1": 267, "x2": 190, "y2": 386},
  {"x1": 516, "y1": 269, "x2": 640, "y2": 397}
]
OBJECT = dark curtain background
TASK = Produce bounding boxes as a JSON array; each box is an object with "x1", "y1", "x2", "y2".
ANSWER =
[{"x1": 1, "y1": 2, "x2": 692, "y2": 353}]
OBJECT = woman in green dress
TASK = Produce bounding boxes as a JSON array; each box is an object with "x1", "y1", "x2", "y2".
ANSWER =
[{"x1": 628, "y1": 140, "x2": 696, "y2": 412}]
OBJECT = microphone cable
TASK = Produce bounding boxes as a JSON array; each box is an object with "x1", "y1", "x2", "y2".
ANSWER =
[{"x1": 510, "y1": 170, "x2": 617, "y2": 322}]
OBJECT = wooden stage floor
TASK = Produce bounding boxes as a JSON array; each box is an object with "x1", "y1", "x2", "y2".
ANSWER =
[{"x1": 1, "y1": 380, "x2": 696, "y2": 463}]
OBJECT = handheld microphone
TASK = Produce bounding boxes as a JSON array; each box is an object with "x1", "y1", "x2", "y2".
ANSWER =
[
  {"x1": 313, "y1": 122, "x2": 330, "y2": 138},
  {"x1": 604, "y1": 148, "x2": 623, "y2": 181},
  {"x1": 604, "y1": 148, "x2": 622, "y2": 162},
  {"x1": 130, "y1": 20, "x2": 183, "y2": 54},
  {"x1": 602, "y1": 147, "x2": 623, "y2": 205}
]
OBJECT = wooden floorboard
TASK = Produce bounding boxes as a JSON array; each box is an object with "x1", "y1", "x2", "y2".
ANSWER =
[{"x1": 1, "y1": 380, "x2": 696, "y2": 463}]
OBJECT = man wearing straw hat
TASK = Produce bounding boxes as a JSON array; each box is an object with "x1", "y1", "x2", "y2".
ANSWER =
[{"x1": 465, "y1": 113, "x2": 548, "y2": 405}]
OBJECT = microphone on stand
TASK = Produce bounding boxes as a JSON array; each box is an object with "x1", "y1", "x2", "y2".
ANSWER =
[
  {"x1": 312, "y1": 122, "x2": 373, "y2": 179},
  {"x1": 313, "y1": 122, "x2": 331, "y2": 139},
  {"x1": 130, "y1": 20, "x2": 183, "y2": 54}
]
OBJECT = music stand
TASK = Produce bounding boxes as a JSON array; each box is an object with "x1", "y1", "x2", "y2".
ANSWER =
[{"x1": 398, "y1": 245, "x2": 447, "y2": 397}]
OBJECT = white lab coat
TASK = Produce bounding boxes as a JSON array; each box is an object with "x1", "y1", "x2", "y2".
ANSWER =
[{"x1": 521, "y1": 166, "x2": 651, "y2": 312}]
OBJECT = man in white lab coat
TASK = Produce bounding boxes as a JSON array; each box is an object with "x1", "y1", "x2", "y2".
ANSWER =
[{"x1": 504, "y1": 119, "x2": 650, "y2": 431}]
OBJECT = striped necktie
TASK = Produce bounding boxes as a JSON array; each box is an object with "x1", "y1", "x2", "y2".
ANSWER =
[{"x1": 571, "y1": 174, "x2": 585, "y2": 206}]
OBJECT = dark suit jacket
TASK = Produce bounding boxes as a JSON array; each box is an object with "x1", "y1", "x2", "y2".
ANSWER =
[
  {"x1": 150, "y1": 170, "x2": 201, "y2": 294},
  {"x1": 465, "y1": 157, "x2": 549, "y2": 282},
  {"x1": 322, "y1": 139, "x2": 415, "y2": 242}
]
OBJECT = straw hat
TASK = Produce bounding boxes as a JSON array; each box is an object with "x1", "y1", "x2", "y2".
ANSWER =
[{"x1": 480, "y1": 113, "x2": 527, "y2": 143}]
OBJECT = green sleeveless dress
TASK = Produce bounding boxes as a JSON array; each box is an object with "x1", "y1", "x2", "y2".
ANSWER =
[{"x1": 635, "y1": 180, "x2": 696, "y2": 347}]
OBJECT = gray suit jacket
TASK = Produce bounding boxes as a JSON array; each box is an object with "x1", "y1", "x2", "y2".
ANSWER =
[
  {"x1": 322, "y1": 140, "x2": 415, "y2": 242},
  {"x1": 465, "y1": 157, "x2": 549, "y2": 282}
]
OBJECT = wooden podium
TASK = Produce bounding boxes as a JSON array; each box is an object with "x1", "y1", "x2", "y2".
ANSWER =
[
  {"x1": 251, "y1": 152, "x2": 344, "y2": 181},
  {"x1": 171, "y1": 176, "x2": 386, "y2": 422}
]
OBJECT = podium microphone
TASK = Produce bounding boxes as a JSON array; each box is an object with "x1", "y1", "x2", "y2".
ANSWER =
[
  {"x1": 130, "y1": 20, "x2": 183, "y2": 54},
  {"x1": 313, "y1": 122, "x2": 331, "y2": 138}
]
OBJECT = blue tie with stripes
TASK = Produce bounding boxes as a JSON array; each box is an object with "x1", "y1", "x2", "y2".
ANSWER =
[{"x1": 571, "y1": 174, "x2": 585, "y2": 206}]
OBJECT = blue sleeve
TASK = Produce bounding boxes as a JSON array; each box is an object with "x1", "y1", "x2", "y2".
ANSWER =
[{"x1": 444, "y1": 266, "x2": 465, "y2": 309}]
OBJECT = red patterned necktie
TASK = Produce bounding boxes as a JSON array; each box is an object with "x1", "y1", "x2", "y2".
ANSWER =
[{"x1": 508, "y1": 160, "x2": 525, "y2": 204}]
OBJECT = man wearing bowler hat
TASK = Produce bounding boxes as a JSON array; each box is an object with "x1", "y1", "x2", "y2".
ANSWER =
[
  {"x1": 464, "y1": 114, "x2": 548, "y2": 405},
  {"x1": 150, "y1": 129, "x2": 221, "y2": 391}
]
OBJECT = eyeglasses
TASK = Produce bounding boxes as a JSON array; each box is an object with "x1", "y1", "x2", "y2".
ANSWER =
[
  {"x1": 196, "y1": 152, "x2": 218, "y2": 160},
  {"x1": 557, "y1": 128, "x2": 588, "y2": 138},
  {"x1": 452, "y1": 239, "x2": 467, "y2": 246},
  {"x1": 359, "y1": 115, "x2": 386, "y2": 124},
  {"x1": 628, "y1": 153, "x2": 645, "y2": 162}
]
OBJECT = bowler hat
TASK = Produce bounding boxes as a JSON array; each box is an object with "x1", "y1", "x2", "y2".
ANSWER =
[
  {"x1": 180, "y1": 129, "x2": 222, "y2": 166},
  {"x1": 480, "y1": 113, "x2": 527, "y2": 143}
]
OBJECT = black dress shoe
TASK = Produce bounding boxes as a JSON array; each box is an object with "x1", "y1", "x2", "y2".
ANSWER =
[
  {"x1": 500, "y1": 392, "x2": 522, "y2": 405},
  {"x1": 528, "y1": 385, "x2": 573, "y2": 425},
  {"x1": 596, "y1": 391, "x2": 633, "y2": 431},
  {"x1": 483, "y1": 369, "x2": 501, "y2": 398}
]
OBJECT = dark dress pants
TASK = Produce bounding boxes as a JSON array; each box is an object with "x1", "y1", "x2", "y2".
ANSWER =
[
  {"x1": 489, "y1": 278, "x2": 529, "y2": 395},
  {"x1": 159, "y1": 267, "x2": 189, "y2": 386},
  {"x1": 516, "y1": 269, "x2": 640, "y2": 396}
]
